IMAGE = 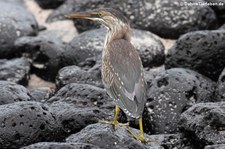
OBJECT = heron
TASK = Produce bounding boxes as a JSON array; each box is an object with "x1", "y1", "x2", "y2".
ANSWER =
[{"x1": 65, "y1": 8, "x2": 150, "y2": 143}]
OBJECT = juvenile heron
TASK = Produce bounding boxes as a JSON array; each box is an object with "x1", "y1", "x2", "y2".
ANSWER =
[{"x1": 65, "y1": 8, "x2": 149, "y2": 142}]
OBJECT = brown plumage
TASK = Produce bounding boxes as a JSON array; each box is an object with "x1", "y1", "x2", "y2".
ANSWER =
[
  {"x1": 102, "y1": 39, "x2": 146, "y2": 119},
  {"x1": 65, "y1": 8, "x2": 152, "y2": 143}
]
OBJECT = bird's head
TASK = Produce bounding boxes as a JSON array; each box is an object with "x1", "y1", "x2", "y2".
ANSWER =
[{"x1": 65, "y1": 8, "x2": 130, "y2": 30}]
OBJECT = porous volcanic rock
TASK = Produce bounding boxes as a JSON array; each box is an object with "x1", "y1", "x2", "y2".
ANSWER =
[
  {"x1": 48, "y1": 83, "x2": 114, "y2": 136},
  {"x1": 21, "y1": 142, "x2": 100, "y2": 149},
  {"x1": 63, "y1": 28, "x2": 164, "y2": 67},
  {"x1": 0, "y1": 101, "x2": 60, "y2": 149},
  {"x1": 15, "y1": 35, "x2": 65, "y2": 81},
  {"x1": 0, "y1": 1, "x2": 38, "y2": 58},
  {"x1": 66, "y1": 123, "x2": 185, "y2": 149},
  {"x1": 179, "y1": 102, "x2": 225, "y2": 148},
  {"x1": 0, "y1": 81, "x2": 32, "y2": 105},
  {"x1": 165, "y1": 30, "x2": 225, "y2": 81},
  {"x1": 48, "y1": 0, "x2": 217, "y2": 38},
  {"x1": 143, "y1": 68, "x2": 216, "y2": 134},
  {"x1": 0, "y1": 58, "x2": 30, "y2": 85},
  {"x1": 56, "y1": 65, "x2": 103, "y2": 88}
]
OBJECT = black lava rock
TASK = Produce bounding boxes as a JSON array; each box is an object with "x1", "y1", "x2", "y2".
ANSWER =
[
  {"x1": 48, "y1": 83, "x2": 112, "y2": 109},
  {"x1": 0, "y1": 81, "x2": 32, "y2": 105},
  {"x1": 0, "y1": 58, "x2": 30, "y2": 85},
  {"x1": 143, "y1": 68, "x2": 216, "y2": 134},
  {"x1": 56, "y1": 65, "x2": 103, "y2": 88},
  {"x1": 66, "y1": 123, "x2": 185, "y2": 149},
  {"x1": 21, "y1": 142, "x2": 100, "y2": 149},
  {"x1": 30, "y1": 87, "x2": 55, "y2": 102},
  {"x1": 205, "y1": 0, "x2": 225, "y2": 24},
  {"x1": 34, "y1": 0, "x2": 66, "y2": 9},
  {"x1": 179, "y1": 102, "x2": 225, "y2": 148},
  {"x1": 219, "y1": 14, "x2": 225, "y2": 24},
  {"x1": 0, "y1": 1, "x2": 38, "y2": 58},
  {"x1": 49, "y1": 102, "x2": 111, "y2": 139},
  {"x1": 165, "y1": 30, "x2": 225, "y2": 81},
  {"x1": 215, "y1": 67, "x2": 225, "y2": 100},
  {"x1": 48, "y1": 0, "x2": 217, "y2": 38},
  {"x1": 131, "y1": 29, "x2": 165, "y2": 68},
  {"x1": 47, "y1": 0, "x2": 103, "y2": 32},
  {"x1": 205, "y1": 144, "x2": 225, "y2": 149},
  {"x1": 77, "y1": 55, "x2": 102, "y2": 69},
  {"x1": 0, "y1": 101, "x2": 60, "y2": 149},
  {"x1": 138, "y1": 0, "x2": 217, "y2": 38},
  {"x1": 63, "y1": 28, "x2": 165, "y2": 67},
  {"x1": 219, "y1": 24, "x2": 225, "y2": 30},
  {"x1": 63, "y1": 29, "x2": 104, "y2": 65},
  {"x1": 48, "y1": 83, "x2": 114, "y2": 135},
  {"x1": 15, "y1": 35, "x2": 65, "y2": 81}
]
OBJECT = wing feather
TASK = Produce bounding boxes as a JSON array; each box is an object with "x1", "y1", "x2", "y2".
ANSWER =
[{"x1": 102, "y1": 39, "x2": 146, "y2": 118}]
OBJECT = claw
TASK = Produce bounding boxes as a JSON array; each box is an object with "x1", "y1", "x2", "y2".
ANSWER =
[
  {"x1": 127, "y1": 127, "x2": 157, "y2": 143},
  {"x1": 98, "y1": 105, "x2": 129, "y2": 129},
  {"x1": 98, "y1": 119, "x2": 129, "y2": 129},
  {"x1": 127, "y1": 118, "x2": 158, "y2": 143}
]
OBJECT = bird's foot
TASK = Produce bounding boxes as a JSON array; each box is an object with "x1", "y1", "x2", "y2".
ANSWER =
[
  {"x1": 127, "y1": 127, "x2": 157, "y2": 143},
  {"x1": 98, "y1": 119, "x2": 129, "y2": 129}
]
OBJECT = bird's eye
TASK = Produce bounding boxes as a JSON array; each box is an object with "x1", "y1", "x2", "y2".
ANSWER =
[{"x1": 98, "y1": 13, "x2": 102, "y2": 17}]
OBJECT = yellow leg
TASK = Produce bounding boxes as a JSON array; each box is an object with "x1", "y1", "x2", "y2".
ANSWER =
[
  {"x1": 113, "y1": 105, "x2": 120, "y2": 122},
  {"x1": 98, "y1": 105, "x2": 129, "y2": 129},
  {"x1": 139, "y1": 118, "x2": 147, "y2": 141},
  {"x1": 127, "y1": 118, "x2": 156, "y2": 143}
]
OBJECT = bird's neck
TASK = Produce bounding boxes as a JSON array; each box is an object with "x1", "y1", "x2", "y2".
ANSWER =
[{"x1": 104, "y1": 24, "x2": 131, "y2": 47}]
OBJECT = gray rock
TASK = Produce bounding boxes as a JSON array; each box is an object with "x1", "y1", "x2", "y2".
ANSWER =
[
  {"x1": 215, "y1": 67, "x2": 225, "y2": 100},
  {"x1": 165, "y1": 30, "x2": 225, "y2": 81},
  {"x1": 219, "y1": 14, "x2": 225, "y2": 24},
  {"x1": 21, "y1": 142, "x2": 100, "y2": 149},
  {"x1": 56, "y1": 65, "x2": 103, "y2": 88},
  {"x1": 63, "y1": 29, "x2": 104, "y2": 65},
  {"x1": 132, "y1": 29, "x2": 165, "y2": 68},
  {"x1": 63, "y1": 28, "x2": 165, "y2": 67},
  {"x1": 179, "y1": 102, "x2": 225, "y2": 148},
  {"x1": 48, "y1": 0, "x2": 217, "y2": 38},
  {"x1": 48, "y1": 83, "x2": 112, "y2": 109},
  {"x1": 219, "y1": 24, "x2": 225, "y2": 30},
  {"x1": 48, "y1": 83, "x2": 114, "y2": 135},
  {"x1": 66, "y1": 123, "x2": 184, "y2": 149},
  {"x1": 204, "y1": 0, "x2": 225, "y2": 15},
  {"x1": 145, "y1": 66, "x2": 166, "y2": 87},
  {"x1": 30, "y1": 87, "x2": 55, "y2": 102},
  {"x1": 143, "y1": 68, "x2": 216, "y2": 134},
  {"x1": 50, "y1": 101, "x2": 111, "y2": 138},
  {"x1": 0, "y1": 101, "x2": 60, "y2": 149},
  {"x1": 34, "y1": 0, "x2": 66, "y2": 9},
  {"x1": 0, "y1": 1, "x2": 38, "y2": 58},
  {"x1": 77, "y1": 55, "x2": 102, "y2": 69},
  {"x1": 0, "y1": 58, "x2": 30, "y2": 85},
  {"x1": 15, "y1": 35, "x2": 65, "y2": 81},
  {"x1": 205, "y1": 144, "x2": 225, "y2": 149},
  {"x1": 0, "y1": 81, "x2": 32, "y2": 105},
  {"x1": 138, "y1": 0, "x2": 217, "y2": 38}
]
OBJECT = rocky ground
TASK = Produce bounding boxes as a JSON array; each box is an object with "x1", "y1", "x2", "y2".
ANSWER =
[{"x1": 0, "y1": 0, "x2": 225, "y2": 148}]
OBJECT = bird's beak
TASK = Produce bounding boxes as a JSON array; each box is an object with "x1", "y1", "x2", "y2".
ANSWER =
[{"x1": 65, "y1": 12, "x2": 96, "y2": 20}]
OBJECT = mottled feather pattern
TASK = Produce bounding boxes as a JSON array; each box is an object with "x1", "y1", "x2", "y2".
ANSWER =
[{"x1": 102, "y1": 39, "x2": 146, "y2": 119}]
